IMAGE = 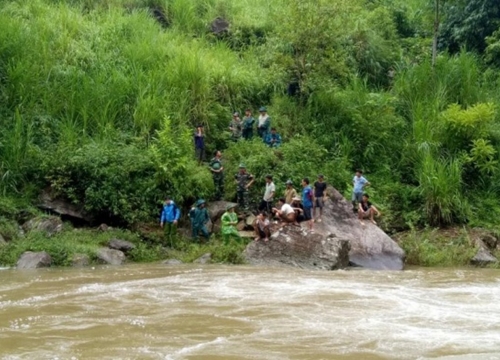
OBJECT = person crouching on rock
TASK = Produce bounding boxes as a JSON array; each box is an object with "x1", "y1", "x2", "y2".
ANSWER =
[
  {"x1": 358, "y1": 194, "x2": 381, "y2": 225},
  {"x1": 253, "y1": 212, "x2": 270, "y2": 242},
  {"x1": 291, "y1": 196, "x2": 304, "y2": 224},
  {"x1": 189, "y1": 199, "x2": 210, "y2": 242},
  {"x1": 221, "y1": 204, "x2": 240, "y2": 244},
  {"x1": 272, "y1": 197, "x2": 296, "y2": 226}
]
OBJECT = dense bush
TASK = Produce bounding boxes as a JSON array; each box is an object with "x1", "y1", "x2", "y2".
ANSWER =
[{"x1": 1, "y1": 0, "x2": 500, "y2": 234}]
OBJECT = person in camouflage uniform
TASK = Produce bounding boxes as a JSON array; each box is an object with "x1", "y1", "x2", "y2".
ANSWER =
[
  {"x1": 229, "y1": 112, "x2": 243, "y2": 142},
  {"x1": 234, "y1": 163, "x2": 255, "y2": 211},
  {"x1": 209, "y1": 150, "x2": 224, "y2": 200}
]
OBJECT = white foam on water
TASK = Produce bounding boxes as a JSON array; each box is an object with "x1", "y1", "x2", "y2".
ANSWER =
[{"x1": 0, "y1": 265, "x2": 499, "y2": 359}]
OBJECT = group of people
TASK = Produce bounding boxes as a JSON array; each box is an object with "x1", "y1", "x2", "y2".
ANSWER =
[{"x1": 193, "y1": 107, "x2": 283, "y2": 165}]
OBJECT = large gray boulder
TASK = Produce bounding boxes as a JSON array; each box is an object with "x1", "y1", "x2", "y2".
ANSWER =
[
  {"x1": 17, "y1": 251, "x2": 52, "y2": 269},
  {"x1": 38, "y1": 189, "x2": 93, "y2": 223},
  {"x1": 245, "y1": 226, "x2": 350, "y2": 270},
  {"x1": 96, "y1": 248, "x2": 126, "y2": 265},
  {"x1": 314, "y1": 187, "x2": 405, "y2": 270},
  {"x1": 207, "y1": 201, "x2": 238, "y2": 222},
  {"x1": 108, "y1": 239, "x2": 135, "y2": 253},
  {"x1": 22, "y1": 216, "x2": 63, "y2": 237}
]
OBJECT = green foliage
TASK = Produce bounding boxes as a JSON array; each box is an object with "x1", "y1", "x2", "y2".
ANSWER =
[
  {"x1": 0, "y1": 227, "x2": 164, "y2": 266},
  {"x1": 167, "y1": 236, "x2": 248, "y2": 264},
  {"x1": 439, "y1": 0, "x2": 500, "y2": 53},
  {"x1": 2, "y1": 0, "x2": 500, "y2": 242},
  {"x1": 398, "y1": 228, "x2": 477, "y2": 267},
  {"x1": 417, "y1": 154, "x2": 469, "y2": 226}
]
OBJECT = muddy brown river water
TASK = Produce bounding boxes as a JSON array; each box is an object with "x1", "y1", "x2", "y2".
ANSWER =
[{"x1": 0, "y1": 264, "x2": 499, "y2": 359}]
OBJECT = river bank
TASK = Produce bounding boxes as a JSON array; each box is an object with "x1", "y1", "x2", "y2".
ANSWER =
[{"x1": 0, "y1": 213, "x2": 498, "y2": 268}]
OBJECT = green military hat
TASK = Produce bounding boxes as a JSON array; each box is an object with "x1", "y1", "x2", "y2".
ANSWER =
[
  {"x1": 196, "y1": 199, "x2": 206, "y2": 206},
  {"x1": 259, "y1": 106, "x2": 267, "y2": 112},
  {"x1": 239, "y1": 163, "x2": 246, "y2": 168},
  {"x1": 226, "y1": 204, "x2": 237, "y2": 211}
]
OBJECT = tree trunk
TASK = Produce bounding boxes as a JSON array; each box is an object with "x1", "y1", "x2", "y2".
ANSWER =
[{"x1": 432, "y1": 0, "x2": 440, "y2": 67}]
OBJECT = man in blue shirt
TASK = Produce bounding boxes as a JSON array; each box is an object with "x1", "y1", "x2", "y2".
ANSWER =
[
  {"x1": 352, "y1": 169, "x2": 370, "y2": 212},
  {"x1": 264, "y1": 128, "x2": 282, "y2": 148},
  {"x1": 160, "y1": 196, "x2": 181, "y2": 244},
  {"x1": 301, "y1": 178, "x2": 314, "y2": 233}
]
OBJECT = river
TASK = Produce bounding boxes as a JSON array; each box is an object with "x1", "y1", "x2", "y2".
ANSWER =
[{"x1": 0, "y1": 265, "x2": 499, "y2": 359}]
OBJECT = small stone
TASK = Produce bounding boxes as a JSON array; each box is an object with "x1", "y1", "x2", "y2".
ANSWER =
[
  {"x1": 108, "y1": 239, "x2": 135, "y2": 253},
  {"x1": 194, "y1": 253, "x2": 211, "y2": 264},
  {"x1": 17, "y1": 251, "x2": 52, "y2": 269},
  {"x1": 245, "y1": 214, "x2": 256, "y2": 228},
  {"x1": 72, "y1": 253, "x2": 90, "y2": 267},
  {"x1": 96, "y1": 248, "x2": 126, "y2": 265},
  {"x1": 162, "y1": 259, "x2": 183, "y2": 265},
  {"x1": 236, "y1": 221, "x2": 246, "y2": 231},
  {"x1": 97, "y1": 224, "x2": 110, "y2": 232}
]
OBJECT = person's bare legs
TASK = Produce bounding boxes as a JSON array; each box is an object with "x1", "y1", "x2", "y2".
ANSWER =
[{"x1": 253, "y1": 224, "x2": 261, "y2": 241}]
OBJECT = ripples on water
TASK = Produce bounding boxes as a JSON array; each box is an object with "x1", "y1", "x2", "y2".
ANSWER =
[{"x1": 0, "y1": 265, "x2": 499, "y2": 360}]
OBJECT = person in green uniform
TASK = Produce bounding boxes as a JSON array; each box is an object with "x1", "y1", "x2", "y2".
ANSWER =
[
  {"x1": 189, "y1": 199, "x2": 210, "y2": 241},
  {"x1": 209, "y1": 150, "x2": 224, "y2": 200},
  {"x1": 242, "y1": 108, "x2": 255, "y2": 140},
  {"x1": 221, "y1": 204, "x2": 241, "y2": 244},
  {"x1": 229, "y1": 112, "x2": 243, "y2": 142},
  {"x1": 234, "y1": 164, "x2": 255, "y2": 212}
]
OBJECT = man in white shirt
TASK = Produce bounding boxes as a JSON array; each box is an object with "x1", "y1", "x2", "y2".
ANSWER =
[
  {"x1": 273, "y1": 197, "x2": 296, "y2": 225},
  {"x1": 259, "y1": 175, "x2": 275, "y2": 213}
]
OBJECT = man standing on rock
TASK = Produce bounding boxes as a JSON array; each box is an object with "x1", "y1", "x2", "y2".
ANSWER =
[
  {"x1": 257, "y1": 107, "x2": 271, "y2": 139},
  {"x1": 189, "y1": 199, "x2": 210, "y2": 241},
  {"x1": 242, "y1": 108, "x2": 255, "y2": 140},
  {"x1": 301, "y1": 178, "x2": 314, "y2": 233},
  {"x1": 221, "y1": 204, "x2": 241, "y2": 244},
  {"x1": 259, "y1": 175, "x2": 275, "y2": 213},
  {"x1": 160, "y1": 196, "x2": 180, "y2": 245},
  {"x1": 352, "y1": 169, "x2": 370, "y2": 212},
  {"x1": 209, "y1": 150, "x2": 224, "y2": 201},
  {"x1": 284, "y1": 180, "x2": 297, "y2": 204},
  {"x1": 313, "y1": 174, "x2": 328, "y2": 222},
  {"x1": 234, "y1": 164, "x2": 255, "y2": 212},
  {"x1": 229, "y1": 112, "x2": 243, "y2": 142}
]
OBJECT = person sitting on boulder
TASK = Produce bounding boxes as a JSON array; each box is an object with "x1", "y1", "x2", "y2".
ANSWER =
[
  {"x1": 229, "y1": 112, "x2": 243, "y2": 142},
  {"x1": 189, "y1": 199, "x2": 210, "y2": 241},
  {"x1": 358, "y1": 194, "x2": 381, "y2": 225},
  {"x1": 291, "y1": 196, "x2": 305, "y2": 223},
  {"x1": 253, "y1": 211, "x2": 270, "y2": 242},
  {"x1": 272, "y1": 197, "x2": 296, "y2": 226},
  {"x1": 284, "y1": 180, "x2": 297, "y2": 204},
  {"x1": 242, "y1": 108, "x2": 255, "y2": 140},
  {"x1": 264, "y1": 128, "x2": 282, "y2": 148},
  {"x1": 257, "y1": 107, "x2": 271, "y2": 139},
  {"x1": 221, "y1": 204, "x2": 240, "y2": 244}
]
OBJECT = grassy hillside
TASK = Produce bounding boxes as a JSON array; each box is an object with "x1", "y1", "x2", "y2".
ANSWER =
[{"x1": 1, "y1": 0, "x2": 500, "y2": 237}]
